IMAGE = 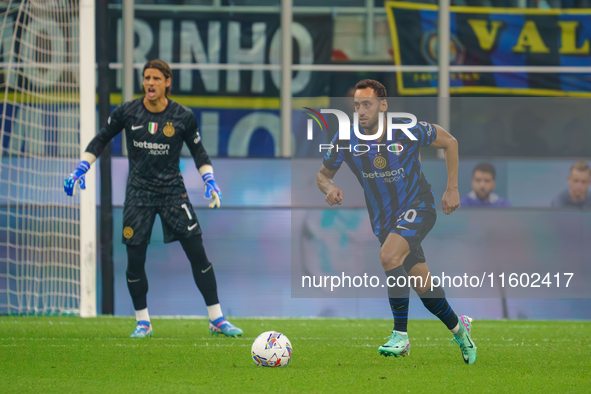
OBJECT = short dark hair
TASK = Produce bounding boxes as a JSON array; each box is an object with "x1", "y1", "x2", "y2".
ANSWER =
[
  {"x1": 570, "y1": 160, "x2": 591, "y2": 175},
  {"x1": 354, "y1": 79, "x2": 387, "y2": 98},
  {"x1": 473, "y1": 163, "x2": 496, "y2": 180},
  {"x1": 142, "y1": 59, "x2": 172, "y2": 96}
]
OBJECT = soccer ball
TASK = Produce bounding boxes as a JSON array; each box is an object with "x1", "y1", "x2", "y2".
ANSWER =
[{"x1": 251, "y1": 331, "x2": 292, "y2": 367}]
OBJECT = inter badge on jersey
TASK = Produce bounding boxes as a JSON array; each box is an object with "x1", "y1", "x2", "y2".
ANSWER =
[
  {"x1": 373, "y1": 156, "x2": 387, "y2": 169},
  {"x1": 148, "y1": 122, "x2": 158, "y2": 134},
  {"x1": 163, "y1": 122, "x2": 175, "y2": 137}
]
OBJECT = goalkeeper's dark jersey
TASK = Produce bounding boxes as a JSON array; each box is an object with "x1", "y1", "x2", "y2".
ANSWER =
[{"x1": 86, "y1": 98, "x2": 211, "y2": 206}]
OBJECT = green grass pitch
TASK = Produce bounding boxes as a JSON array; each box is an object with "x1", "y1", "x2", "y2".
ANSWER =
[{"x1": 1, "y1": 317, "x2": 590, "y2": 393}]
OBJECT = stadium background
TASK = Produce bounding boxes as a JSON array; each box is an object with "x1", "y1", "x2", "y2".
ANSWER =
[{"x1": 1, "y1": 0, "x2": 591, "y2": 320}]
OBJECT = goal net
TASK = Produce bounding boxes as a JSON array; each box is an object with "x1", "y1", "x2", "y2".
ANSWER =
[{"x1": 0, "y1": 0, "x2": 95, "y2": 316}]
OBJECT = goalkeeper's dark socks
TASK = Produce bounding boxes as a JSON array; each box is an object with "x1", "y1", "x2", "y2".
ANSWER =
[
  {"x1": 126, "y1": 243, "x2": 149, "y2": 310},
  {"x1": 126, "y1": 269, "x2": 149, "y2": 310},
  {"x1": 418, "y1": 285, "x2": 459, "y2": 331},
  {"x1": 385, "y1": 265, "x2": 410, "y2": 333},
  {"x1": 180, "y1": 235, "x2": 220, "y2": 306},
  {"x1": 195, "y1": 265, "x2": 219, "y2": 306}
]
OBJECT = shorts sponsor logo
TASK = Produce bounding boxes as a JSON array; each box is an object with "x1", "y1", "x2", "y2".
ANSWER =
[
  {"x1": 163, "y1": 122, "x2": 175, "y2": 137},
  {"x1": 123, "y1": 227, "x2": 134, "y2": 239},
  {"x1": 373, "y1": 156, "x2": 387, "y2": 169}
]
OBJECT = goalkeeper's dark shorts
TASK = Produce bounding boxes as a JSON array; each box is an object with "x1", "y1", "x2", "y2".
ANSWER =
[{"x1": 122, "y1": 200, "x2": 202, "y2": 245}]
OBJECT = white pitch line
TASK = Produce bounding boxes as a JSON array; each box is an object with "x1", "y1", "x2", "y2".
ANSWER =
[
  {"x1": 0, "y1": 336, "x2": 567, "y2": 341},
  {"x1": 1, "y1": 343, "x2": 547, "y2": 348}
]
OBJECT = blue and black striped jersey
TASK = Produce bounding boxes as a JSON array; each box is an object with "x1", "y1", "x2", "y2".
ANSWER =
[{"x1": 323, "y1": 120, "x2": 437, "y2": 237}]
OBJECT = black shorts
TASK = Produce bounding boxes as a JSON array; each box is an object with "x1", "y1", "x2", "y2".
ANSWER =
[
  {"x1": 122, "y1": 200, "x2": 202, "y2": 245},
  {"x1": 378, "y1": 205, "x2": 437, "y2": 272}
]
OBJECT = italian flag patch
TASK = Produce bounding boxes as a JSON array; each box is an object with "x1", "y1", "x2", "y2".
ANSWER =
[
  {"x1": 148, "y1": 122, "x2": 158, "y2": 134},
  {"x1": 392, "y1": 143, "x2": 403, "y2": 155}
]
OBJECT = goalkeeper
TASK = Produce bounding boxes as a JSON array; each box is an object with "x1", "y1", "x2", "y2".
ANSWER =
[{"x1": 64, "y1": 59, "x2": 242, "y2": 338}]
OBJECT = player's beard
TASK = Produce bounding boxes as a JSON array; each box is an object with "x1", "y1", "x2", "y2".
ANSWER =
[{"x1": 360, "y1": 111, "x2": 381, "y2": 136}]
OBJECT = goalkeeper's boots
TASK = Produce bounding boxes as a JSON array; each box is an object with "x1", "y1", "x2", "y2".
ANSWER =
[
  {"x1": 130, "y1": 320, "x2": 152, "y2": 338},
  {"x1": 378, "y1": 330, "x2": 410, "y2": 357},
  {"x1": 209, "y1": 317, "x2": 243, "y2": 338},
  {"x1": 451, "y1": 315, "x2": 477, "y2": 364}
]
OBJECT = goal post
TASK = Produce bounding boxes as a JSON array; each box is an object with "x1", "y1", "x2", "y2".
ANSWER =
[
  {"x1": 79, "y1": 0, "x2": 96, "y2": 318},
  {"x1": 0, "y1": 0, "x2": 97, "y2": 317}
]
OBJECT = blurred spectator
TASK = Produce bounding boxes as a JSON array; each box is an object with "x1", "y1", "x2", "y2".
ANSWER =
[
  {"x1": 460, "y1": 163, "x2": 511, "y2": 207},
  {"x1": 551, "y1": 160, "x2": 591, "y2": 208}
]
